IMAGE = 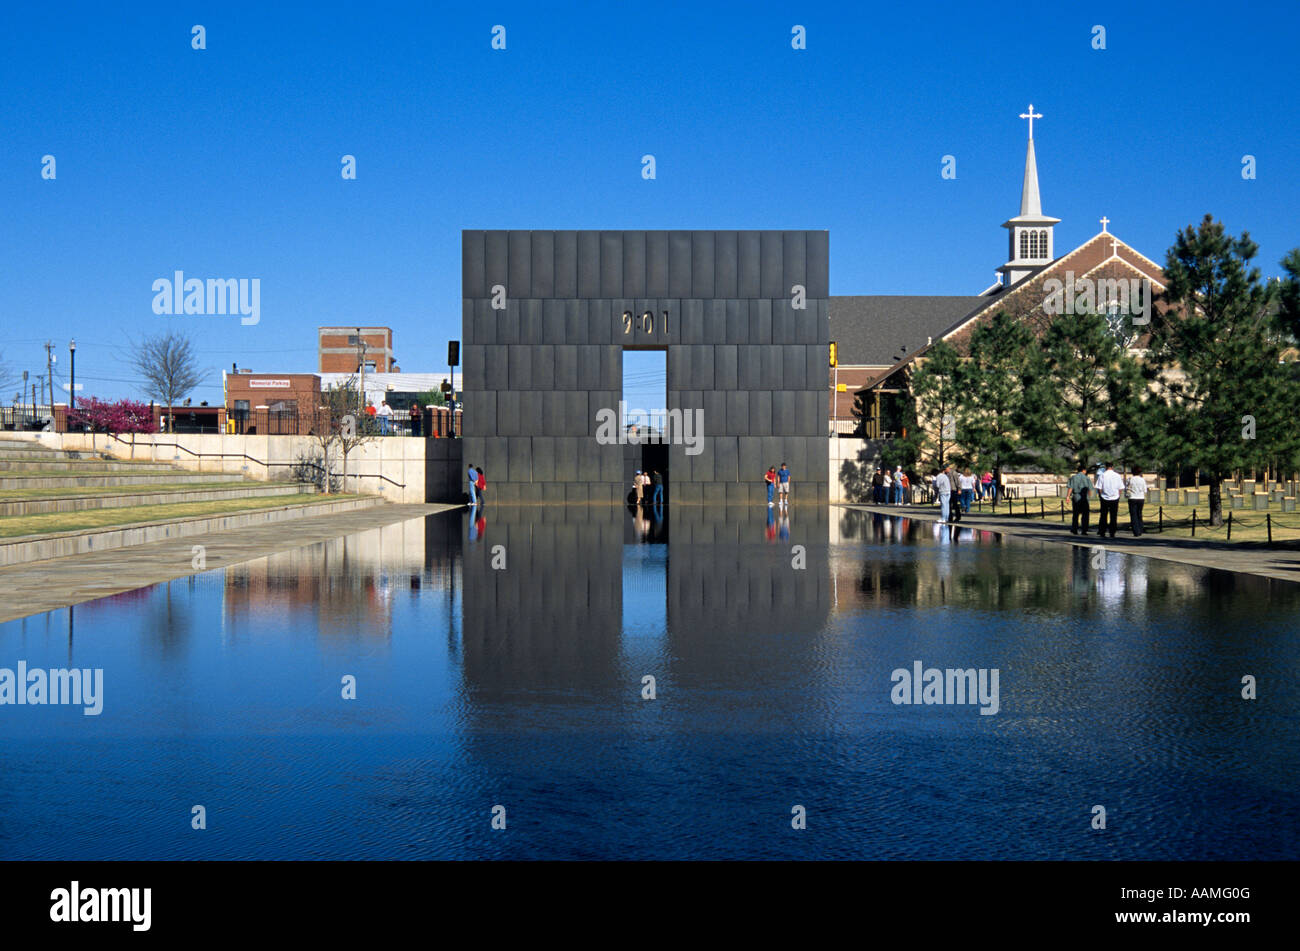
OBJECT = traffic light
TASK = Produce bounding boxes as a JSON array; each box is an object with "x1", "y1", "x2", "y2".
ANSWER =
[
  {"x1": 447, "y1": 341, "x2": 460, "y2": 367},
  {"x1": 829, "y1": 342, "x2": 838, "y2": 368}
]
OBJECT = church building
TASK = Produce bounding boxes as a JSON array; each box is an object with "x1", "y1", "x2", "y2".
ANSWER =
[{"x1": 829, "y1": 105, "x2": 1167, "y2": 439}]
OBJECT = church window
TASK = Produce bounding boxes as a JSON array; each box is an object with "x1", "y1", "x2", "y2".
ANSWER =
[{"x1": 1019, "y1": 231, "x2": 1029, "y2": 258}]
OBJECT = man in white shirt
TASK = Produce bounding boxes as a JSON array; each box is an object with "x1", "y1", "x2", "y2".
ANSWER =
[
  {"x1": 933, "y1": 467, "x2": 952, "y2": 523},
  {"x1": 1096, "y1": 461, "x2": 1125, "y2": 538}
]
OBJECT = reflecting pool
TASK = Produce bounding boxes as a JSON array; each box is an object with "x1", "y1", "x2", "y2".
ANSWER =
[{"x1": 1, "y1": 507, "x2": 1297, "y2": 859}]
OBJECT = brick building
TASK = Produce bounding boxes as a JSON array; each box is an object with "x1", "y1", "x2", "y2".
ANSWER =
[
  {"x1": 318, "y1": 327, "x2": 397, "y2": 373},
  {"x1": 223, "y1": 370, "x2": 325, "y2": 435}
]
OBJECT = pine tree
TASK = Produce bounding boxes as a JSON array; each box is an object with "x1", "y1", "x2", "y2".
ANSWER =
[
  {"x1": 1146, "y1": 215, "x2": 1299, "y2": 526},
  {"x1": 1022, "y1": 310, "x2": 1144, "y2": 471},
  {"x1": 905, "y1": 340, "x2": 965, "y2": 469},
  {"x1": 958, "y1": 311, "x2": 1039, "y2": 488}
]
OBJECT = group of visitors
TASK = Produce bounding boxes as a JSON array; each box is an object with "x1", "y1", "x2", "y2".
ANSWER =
[
  {"x1": 362, "y1": 400, "x2": 427, "y2": 436},
  {"x1": 871, "y1": 466, "x2": 1000, "y2": 509},
  {"x1": 870, "y1": 466, "x2": 911, "y2": 505},
  {"x1": 929, "y1": 464, "x2": 966, "y2": 524},
  {"x1": 764, "y1": 464, "x2": 791, "y2": 508},
  {"x1": 466, "y1": 464, "x2": 487, "y2": 506},
  {"x1": 1066, "y1": 461, "x2": 1147, "y2": 537},
  {"x1": 632, "y1": 469, "x2": 665, "y2": 506}
]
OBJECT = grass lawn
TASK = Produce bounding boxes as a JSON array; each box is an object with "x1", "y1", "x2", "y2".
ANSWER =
[
  {"x1": 974, "y1": 498, "x2": 1300, "y2": 545},
  {"x1": 0, "y1": 481, "x2": 305, "y2": 500},
  {"x1": 0, "y1": 468, "x2": 181, "y2": 480},
  {"x1": 0, "y1": 493, "x2": 360, "y2": 538}
]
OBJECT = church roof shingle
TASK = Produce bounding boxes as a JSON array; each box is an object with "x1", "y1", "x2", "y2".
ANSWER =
[{"x1": 828, "y1": 295, "x2": 988, "y2": 368}]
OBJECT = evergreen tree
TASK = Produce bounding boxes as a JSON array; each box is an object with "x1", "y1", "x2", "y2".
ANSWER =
[
  {"x1": 1022, "y1": 310, "x2": 1144, "y2": 472},
  {"x1": 905, "y1": 340, "x2": 965, "y2": 470},
  {"x1": 1147, "y1": 215, "x2": 1299, "y2": 526},
  {"x1": 958, "y1": 311, "x2": 1040, "y2": 487}
]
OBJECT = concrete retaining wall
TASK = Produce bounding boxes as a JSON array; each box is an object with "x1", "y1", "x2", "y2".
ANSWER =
[
  {"x1": 7, "y1": 432, "x2": 436, "y2": 504},
  {"x1": 0, "y1": 483, "x2": 310, "y2": 516},
  {"x1": 0, "y1": 496, "x2": 383, "y2": 567}
]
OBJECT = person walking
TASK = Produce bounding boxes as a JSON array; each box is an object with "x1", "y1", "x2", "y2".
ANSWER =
[
  {"x1": 899, "y1": 470, "x2": 910, "y2": 505},
  {"x1": 980, "y1": 469, "x2": 993, "y2": 503},
  {"x1": 1126, "y1": 465, "x2": 1148, "y2": 536},
  {"x1": 378, "y1": 400, "x2": 393, "y2": 435},
  {"x1": 633, "y1": 470, "x2": 644, "y2": 505},
  {"x1": 1096, "y1": 461, "x2": 1124, "y2": 538},
  {"x1": 933, "y1": 467, "x2": 952, "y2": 523},
  {"x1": 947, "y1": 466, "x2": 963, "y2": 522},
  {"x1": 475, "y1": 466, "x2": 487, "y2": 505},
  {"x1": 651, "y1": 469, "x2": 664, "y2": 506},
  {"x1": 871, "y1": 468, "x2": 884, "y2": 504},
  {"x1": 1066, "y1": 462, "x2": 1091, "y2": 535},
  {"x1": 765, "y1": 465, "x2": 777, "y2": 506},
  {"x1": 778, "y1": 463, "x2": 791, "y2": 508},
  {"x1": 467, "y1": 463, "x2": 478, "y2": 506},
  {"x1": 409, "y1": 402, "x2": 421, "y2": 437},
  {"x1": 882, "y1": 467, "x2": 892, "y2": 505},
  {"x1": 959, "y1": 468, "x2": 975, "y2": 513}
]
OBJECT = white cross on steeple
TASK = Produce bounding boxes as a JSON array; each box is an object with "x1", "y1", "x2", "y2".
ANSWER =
[
  {"x1": 1019, "y1": 104, "x2": 1043, "y2": 139},
  {"x1": 1099, "y1": 216, "x2": 1110, "y2": 232},
  {"x1": 1111, "y1": 238, "x2": 1120, "y2": 256}
]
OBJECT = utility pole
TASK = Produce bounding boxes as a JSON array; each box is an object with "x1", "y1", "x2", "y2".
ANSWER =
[
  {"x1": 44, "y1": 341, "x2": 55, "y2": 414},
  {"x1": 355, "y1": 327, "x2": 369, "y2": 419}
]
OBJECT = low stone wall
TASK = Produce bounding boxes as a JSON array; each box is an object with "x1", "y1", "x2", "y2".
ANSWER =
[
  {"x1": 9, "y1": 432, "x2": 439, "y2": 503},
  {"x1": 0, "y1": 496, "x2": 384, "y2": 567},
  {"x1": 830, "y1": 437, "x2": 884, "y2": 503}
]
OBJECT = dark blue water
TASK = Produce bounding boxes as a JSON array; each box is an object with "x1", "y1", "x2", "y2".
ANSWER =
[{"x1": 1, "y1": 507, "x2": 1297, "y2": 859}]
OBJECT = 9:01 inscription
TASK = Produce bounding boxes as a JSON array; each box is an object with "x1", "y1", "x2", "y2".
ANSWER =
[{"x1": 623, "y1": 310, "x2": 668, "y2": 336}]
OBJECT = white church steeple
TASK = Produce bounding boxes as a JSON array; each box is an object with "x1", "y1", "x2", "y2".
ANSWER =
[{"x1": 997, "y1": 103, "x2": 1060, "y2": 287}]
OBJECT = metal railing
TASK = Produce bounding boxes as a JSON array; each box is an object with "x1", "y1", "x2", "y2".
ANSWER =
[{"x1": 104, "y1": 434, "x2": 408, "y2": 490}]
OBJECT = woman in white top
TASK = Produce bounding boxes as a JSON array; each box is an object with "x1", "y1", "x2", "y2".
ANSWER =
[
  {"x1": 958, "y1": 470, "x2": 975, "y2": 512},
  {"x1": 1125, "y1": 466, "x2": 1148, "y2": 537}
]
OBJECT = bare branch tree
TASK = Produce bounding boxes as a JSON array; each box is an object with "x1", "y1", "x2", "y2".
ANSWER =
[
  {"x1": 0, "y1": 350, "x2": 18, "y2": 399},
  {"x1": 131, "y1": 332, "x2": 204, "y2": 433},
  {"x1": 311, "y1": 380, "x2": 377, "y2": 493}
]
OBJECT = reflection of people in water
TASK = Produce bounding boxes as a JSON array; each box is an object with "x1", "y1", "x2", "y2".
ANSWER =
[
  {"x1": 470, "y1": 506, "x2": 486, "y2": 542},
  {"x1": 778, "y1": 509, "x2": 790, "y2": 542},
  {"x1": 766, "y1": 503, "x2": 777, "y2": 541},
  {"x1": 634, "y1": 501, "x2": 650, "y2": 540}
]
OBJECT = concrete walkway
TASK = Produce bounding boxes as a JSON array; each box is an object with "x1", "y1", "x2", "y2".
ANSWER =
[
  {"x1": 839, "y1": 503, "x2": 1300, "y2": 584},
  {"x1": 0, "y1": 503, "x2": 461, "y2": 623}
]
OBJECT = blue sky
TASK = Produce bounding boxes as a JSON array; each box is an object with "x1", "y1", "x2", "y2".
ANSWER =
[{"x1": 3, "y1": 1, "x2": 1298, "y2": 406}]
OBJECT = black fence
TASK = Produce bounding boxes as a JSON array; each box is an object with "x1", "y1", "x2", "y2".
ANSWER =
[
  {"x1": 226, "y1": 406, "x2": 462, "y2": 438},
  {"x1": 0, "y1": 406, "x2": 53, "y2": 431}
]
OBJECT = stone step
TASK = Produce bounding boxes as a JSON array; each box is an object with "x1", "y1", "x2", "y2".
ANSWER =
[
  {"x1": 0, "y1": 472, "x2": 248, "y2": 490},
  {"x1": 0, "y1": 482, "x2": 313, "y2": 516},
  {"x1": 0, "y1": 495, "x2": 386, "y2": 568},
  {"x1": 0, "y1": 458, "x2": 184, "y2": 473}
]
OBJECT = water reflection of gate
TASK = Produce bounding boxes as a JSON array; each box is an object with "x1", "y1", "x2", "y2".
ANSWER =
[{"x1": 459, "y1": 505, "x2": 831, "y2": 696}]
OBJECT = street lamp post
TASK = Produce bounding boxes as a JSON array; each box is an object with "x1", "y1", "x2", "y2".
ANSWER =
[{"x1": 69, "y1": 339, "x2": 76, "y2": 410}]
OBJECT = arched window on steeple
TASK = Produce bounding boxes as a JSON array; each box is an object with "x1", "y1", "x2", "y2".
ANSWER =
[
  {"x1": 1038, "y1": 229, "x2": 1048, "y2": 257},
  {"x1": 1019, "y1": 231, "x2": 1029, "y2": 259}
]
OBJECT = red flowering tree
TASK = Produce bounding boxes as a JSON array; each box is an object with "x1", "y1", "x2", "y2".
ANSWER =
[{"x1": 68, "y1": 397, "x2": 157, "y2": 453}]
